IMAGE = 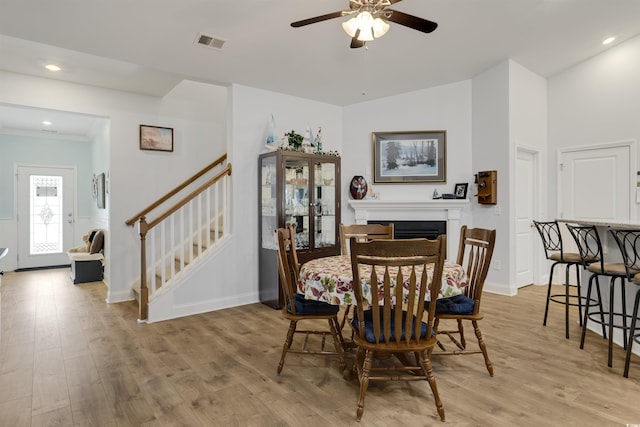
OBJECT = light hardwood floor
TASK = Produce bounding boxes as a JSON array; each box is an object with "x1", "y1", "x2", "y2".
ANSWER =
[{"x1": 1, "y1": 268, "x2": 640, "y2": 426}]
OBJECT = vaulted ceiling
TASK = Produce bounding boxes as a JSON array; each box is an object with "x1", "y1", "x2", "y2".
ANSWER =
[{"x1": 1, "y1": 0, "x2": 640, "y2": 136}]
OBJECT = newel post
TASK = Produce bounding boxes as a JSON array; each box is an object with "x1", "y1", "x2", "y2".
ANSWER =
[{"x1": 138, "y1": 216, "x2": 149, "y2": 322}]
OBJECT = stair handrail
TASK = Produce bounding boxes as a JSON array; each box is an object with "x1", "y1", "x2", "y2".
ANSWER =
[
  {"x1": 143, "y1": 164, "x2": 232, "y2": 232},
  {"x1": 125, "y1": 153, "x2": 227, "y2": 226}
]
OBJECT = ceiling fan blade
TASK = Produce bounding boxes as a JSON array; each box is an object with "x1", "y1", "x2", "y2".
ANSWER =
[
  {"x1": 291, "y1": 11, "x2": 346, "y2": 27},
  {"x1": 350, "y1": 39, "x2": 365, "y2": 48},
  {"x1": 389, "y1": 0, "x2": 404, "y2": 4},
  {"x1": 350, "y1": 29, "x2": 365, "y2": 48},
  {"x1": 385, "y1": 9, "x2": 438, "y2": 33}
]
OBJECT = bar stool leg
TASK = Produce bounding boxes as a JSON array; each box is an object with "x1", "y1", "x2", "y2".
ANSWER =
[
  {"x1": 594, "y1": 279, "x2": 606, "y2": 338},
  {"x1": 576, "y1": 265, "x2": 583, "y2": 326},
  {"x1": 622, "y1": 283, "x2": 628, "y2": 350},
  {"x1": 624, "y1": 287, "x2": 640, "y2": 378},
  {"x1": 543, "y1": 263, "x2": 558, "y2": 327},
  {"x1": 580, "y1": 275, "x2": 595, "y2": 349},
  {"x1": 565, "y1": 263, "x2": 571, "y2": 339},
  {"x1": 608, "y1": 277, "x2": 616, "y2": 368}
]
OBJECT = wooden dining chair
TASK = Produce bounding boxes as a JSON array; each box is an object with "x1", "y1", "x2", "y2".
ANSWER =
[
  {"x1": 339, "y1": 223, "x2": 395, "y2": 331},
  {"x1": 349, "y1": 236, "x2": 447, "y2": 422},
  {"x1": 340, "y1": 223, "x2": 394, "y2": 255},
  {"x1": 432, "y1": 226, "x2": 496, "y2": 376},
  {"x1": 274, "y1": 226, "x2": 345, "y2": 375}
]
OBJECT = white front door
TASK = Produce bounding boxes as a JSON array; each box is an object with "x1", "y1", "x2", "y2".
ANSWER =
[
  {"x1": 515, "y1": 149, "x2": 536, "y2": 288},
  {"x1": 17, "y1": 165, "x2": 75, "y2": 269},
  {"x1": 559, "y1": 144, "x2": 631, "y2": 221}
]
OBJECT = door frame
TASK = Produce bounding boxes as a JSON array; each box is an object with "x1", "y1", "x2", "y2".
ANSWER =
[
  {"x1": 557, "y1": 140, "x2": 637, "y2": 221},
  {"x1": 514, "y1": 145, "x2": 542, "y2": 288},
  {"x1": 15, "y1": 163, "x2": 78, "y2": 268}
]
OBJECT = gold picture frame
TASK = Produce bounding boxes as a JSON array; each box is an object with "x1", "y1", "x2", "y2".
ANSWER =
[{"x1": 372, "y1": 130, "x2": 446, "y2": 183}]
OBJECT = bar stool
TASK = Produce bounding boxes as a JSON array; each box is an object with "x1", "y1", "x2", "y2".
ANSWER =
[
  {"x1": 607, "y1": 227, "x2": 640, "y2": 377},
  {"x1": 533, "y1": 220, "x2": 588, "y2": 339},
  {"x1": 568, "y1": 225, "x2": 631, "y2": 368}
]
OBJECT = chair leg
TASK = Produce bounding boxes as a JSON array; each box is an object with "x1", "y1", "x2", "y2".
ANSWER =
[
  {"x1": 420, "y1": 350, "x2": 445, "y2": 421},
  {"x1": 472, "y1": 320, "x2": 493, "y2": 377},
  {"x1": 328, "y1": 317, "x2": 346, "y2": 371},
  {"x1": 277, "y1": 320, "x2": 297, "y2": 374},
  {"x1": 355, "y1": 349, "x2": 373, "y2": 421},
  {"x1": 340, "y1": 305, "x2": 351, "y2": 331},
  {"x1": 624, "y1": 288, "x2": 640, "y2": 378},
  {"x1": 434, "y1": 318, "x2": 446, "y2": 351},
  {"x1": 458, "y1": 319, "x2": 466, "y2": 349}
]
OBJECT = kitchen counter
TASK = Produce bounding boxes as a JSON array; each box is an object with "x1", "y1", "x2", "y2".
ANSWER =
[{"x1": 556, "y1": 218, "x2": 640, "y2": 229}]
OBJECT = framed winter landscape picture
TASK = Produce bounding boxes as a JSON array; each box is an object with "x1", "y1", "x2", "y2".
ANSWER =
[{"x1": 372, "y1": 130, "x2": 446, "y2": 183}]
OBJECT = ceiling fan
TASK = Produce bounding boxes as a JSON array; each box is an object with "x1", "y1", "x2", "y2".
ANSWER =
[{"x1": 290, "y1": 0, "x2": 438, "y2": 48}]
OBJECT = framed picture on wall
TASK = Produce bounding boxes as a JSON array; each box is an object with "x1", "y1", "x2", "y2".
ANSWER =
[
  {"x1": 140, "y1": 124, "x2": 174, "y2": 152},
  {"x1": 96, "y1": 173, "x2": 106, "y2": 209},
  {"x1": 372, "y1": 130, "x2": 446, "y2": 183}
]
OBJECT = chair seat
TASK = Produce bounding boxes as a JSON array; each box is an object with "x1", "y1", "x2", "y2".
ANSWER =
[
  {"x1": 435, "y1": 294, "x2": 475, "y2": 315},
  {"x1": 289, "y1": 293, "x2": 340, "y2": 316},
  {"x1": 549, "y1": 252, "x2": 583, "y2": 263},
  {"x1": 352, "y1": 309, "x2": 428, "y2": 343},
  {"x1": 587, "y1": 262, "x2": 634, "y2": 276}
]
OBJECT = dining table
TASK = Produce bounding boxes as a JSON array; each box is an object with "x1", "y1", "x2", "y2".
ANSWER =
[{"x1": 297, "y1": 254, "x2": 468, "y2": 306}]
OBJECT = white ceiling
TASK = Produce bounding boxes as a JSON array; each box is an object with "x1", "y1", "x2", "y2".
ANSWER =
[{"x1": 1, "y1": 0, "x2": 640, "y2": 137}]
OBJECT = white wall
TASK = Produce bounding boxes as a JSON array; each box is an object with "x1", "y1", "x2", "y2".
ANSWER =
[
  {"x1": 471, "y1": 60, "x2": 548, "y2": 294},
  {"x1": 472, "y1": 61, "x2": 511, "y2": 292},
  {"x1": 548, "y1": 34, "x2": 640, "y2": 221},
  {"x1": 341, "y1": 80, "x2": 474, "y2": 226},
  {"x1": 0, "y1": 71, "x2": 227, "y2": 302}
]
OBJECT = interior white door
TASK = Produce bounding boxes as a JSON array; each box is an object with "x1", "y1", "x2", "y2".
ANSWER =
[
  {"x1": 17, "y1": 165, "x2": 75, "y2": 269},
  {"x1": 515, "y1": 149, "x2": 536, "y2": 288},
  {"x1": 559, "y1": 145, "x2": 630, "y2": 221}
]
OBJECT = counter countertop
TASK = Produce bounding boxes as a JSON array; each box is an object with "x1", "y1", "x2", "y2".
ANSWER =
[{"x1": 556, "y1": 218, "x2": 640, "y2": 229}]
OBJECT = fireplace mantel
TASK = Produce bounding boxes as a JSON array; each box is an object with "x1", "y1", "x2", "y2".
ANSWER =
[{"x1": 347, "y1": 199, "x2": 469, "y2": 260}]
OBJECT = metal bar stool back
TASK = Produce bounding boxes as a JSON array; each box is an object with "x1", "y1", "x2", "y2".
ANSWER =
[
  {"x1": 568, "y1": 224, "x2": 630, "y2": 368},
  {"x1": 608, "y1": 227, "x2": 640, "y2": 376},
  {"x1": 533, "y1": 220, "x2": 586, "y2": 339}
]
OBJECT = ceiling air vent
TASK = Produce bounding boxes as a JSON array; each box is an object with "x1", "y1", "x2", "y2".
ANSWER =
[{"x1": 194, "y1": 33, "x2": 226, "y2": 49}]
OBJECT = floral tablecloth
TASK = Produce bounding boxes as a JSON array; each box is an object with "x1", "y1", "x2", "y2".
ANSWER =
[{"x1": 297, "y1": 255, "x2": 468, "y2": 306}]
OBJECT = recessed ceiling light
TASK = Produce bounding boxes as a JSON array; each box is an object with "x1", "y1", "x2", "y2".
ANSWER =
[
  {"x1": 45, "y1": 64, "x2": 61, "y2": 72},
  {"x1": 602, "y1": 37, "x2": 615, "y2": 45},
  {"x1": 42, "y1": 120, "x2": 52, "y2": 126}
]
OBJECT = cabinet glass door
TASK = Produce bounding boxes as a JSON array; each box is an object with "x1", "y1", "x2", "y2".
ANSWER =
[
  {"x1": 260, "y1": 155, "x2": 277, "y2": 249},
  {"x1": 284, "y1": 159, "x2": 309, "y2": 250},
  {"x1": 313, "y1": 161, "x2": 336, "y2": 249}
]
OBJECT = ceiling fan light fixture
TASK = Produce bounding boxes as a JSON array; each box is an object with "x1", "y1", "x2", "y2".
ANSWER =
[
  {"x1": 342, "y1": 17, "x2": 358, "y2": 37},
  {"x1": 372, "y1": 18, "x2": 389, "y2": 38},
  {"x1": 357, "y1": 27, "x2": 374, "y2": 42}
]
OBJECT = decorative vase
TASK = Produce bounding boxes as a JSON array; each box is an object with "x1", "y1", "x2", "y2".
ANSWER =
[{"x1": 350, "y1": 175, "x2": 368, "y2": 200}]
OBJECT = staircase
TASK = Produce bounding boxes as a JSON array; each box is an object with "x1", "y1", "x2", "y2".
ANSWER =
[{"x1": 126, "y1": 154, "x2": 232, "y2": 322}]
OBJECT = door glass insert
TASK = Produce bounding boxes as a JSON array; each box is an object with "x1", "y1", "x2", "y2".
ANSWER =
[{"x1": 30, "y1": 175, "x2": 63, "y2": 254}]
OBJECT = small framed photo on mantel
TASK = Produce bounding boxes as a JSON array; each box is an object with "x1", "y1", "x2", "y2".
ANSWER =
[
  {"x1": 140, "y1": 125, "x2": 174, "y2": 152},
  {"x1": 454, "y1": 183, "x2": 468, "y2": 199}
]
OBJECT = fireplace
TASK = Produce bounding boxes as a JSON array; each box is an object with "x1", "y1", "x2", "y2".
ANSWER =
[
  {"x1": 347, "y1": 199, "x2": 468, "y2": 260},
  {"x1": 368, "y1": 220, "x2": 446, "y2": 240}
]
